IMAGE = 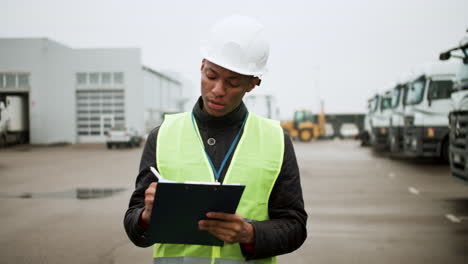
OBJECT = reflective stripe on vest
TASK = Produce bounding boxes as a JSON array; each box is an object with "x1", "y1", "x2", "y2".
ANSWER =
[
  {"x1": 155, "y1": 112, "x2": 284, "y2": 264},
  {"x1": 153, "y1": 257, "x2": 263, "y2": 264}
]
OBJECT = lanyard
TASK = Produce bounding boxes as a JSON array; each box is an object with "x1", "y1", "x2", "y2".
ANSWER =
[{"x1": 191, "y1": 112, "x2": 249, "y2": 182}]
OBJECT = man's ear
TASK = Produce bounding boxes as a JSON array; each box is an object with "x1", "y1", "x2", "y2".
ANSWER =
[
  {"x1": 246, "y1": 77, "x2": 260, "y2": 92},
  {"x1": 200, "y1": 59, "x2": 206, "y2": 72}
]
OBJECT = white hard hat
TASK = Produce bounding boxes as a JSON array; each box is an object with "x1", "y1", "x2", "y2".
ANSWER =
[{"x1": 201, "y1": 15, "x2": 269, "y2": 77}]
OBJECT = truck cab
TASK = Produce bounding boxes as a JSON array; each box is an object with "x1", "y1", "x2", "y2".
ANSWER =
[
  {"x1": 361, "y1": 96, "x2": 376, "y2": 146},
  {"x1": 371, "y1": 92, "x2": 391, "y2": 150},
  {"x1": 0, "y1": 95, "x2": 29, "y2": 147},
  {"x1": 402, "y1": 63, "x2": 457, "y2": 160},
  {"x1": 443, "y1": 35, "x2": 468, "y2": 182},
  {"x1": 0, "y1": 101, "x2": 6, "y2": 146},
  {"x1": 388, "y1": 82, "x2": 408, "y2": 152}
]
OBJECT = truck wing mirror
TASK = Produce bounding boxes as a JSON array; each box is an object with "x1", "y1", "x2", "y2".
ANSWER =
[{"x1": 439, "y1": 52, "x2": 451, "y2": 61}]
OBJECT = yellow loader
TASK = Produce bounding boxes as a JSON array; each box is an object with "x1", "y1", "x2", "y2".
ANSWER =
[{"x1": 281, "y1": 108, "x2": 326, "y2": 142}]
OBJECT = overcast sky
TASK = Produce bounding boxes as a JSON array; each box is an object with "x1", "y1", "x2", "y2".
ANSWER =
[{"x1": 2, "y1": 0, "x2": 468, "y2": 118}]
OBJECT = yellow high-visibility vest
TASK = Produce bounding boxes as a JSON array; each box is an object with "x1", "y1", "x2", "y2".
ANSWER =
[{"x1": 155, "y1": 112, "x2": 284, "y2": 264}]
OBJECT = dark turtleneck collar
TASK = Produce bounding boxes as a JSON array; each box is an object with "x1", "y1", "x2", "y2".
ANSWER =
[{"x1": 192, "y1": 96, "x2": 247, "y2": 128}]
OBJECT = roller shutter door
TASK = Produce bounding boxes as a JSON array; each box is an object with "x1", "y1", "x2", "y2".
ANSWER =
[{"x1": 76, "y1": 90, "x2": 125, "y2": 142}]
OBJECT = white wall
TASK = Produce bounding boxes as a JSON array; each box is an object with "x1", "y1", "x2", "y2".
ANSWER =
[
  {"x1": 73, "y1": 48, "x2": 144, "y2": 137},
  {"x1": 142, "y1": 68, "x2": 183, "y2": 132},
  {"x1": 41, "y1": 40, "x2": 75, "y2": 144},
  {"x1": 1, "y1": 38, "x2": 184, "y2": 144},
  {"x1": 0, "y1": 38, "x2": 75, "y2": 144}
]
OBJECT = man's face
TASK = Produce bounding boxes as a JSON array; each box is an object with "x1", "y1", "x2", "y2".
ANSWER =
[{"x1": 200, "y1": 59, "x2": 258, "y2": 117}]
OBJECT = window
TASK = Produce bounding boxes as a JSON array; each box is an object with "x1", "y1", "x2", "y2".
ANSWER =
[
  {"x1": 113, "y1": 72, "x2": 124, "y2": 84},
  {"x1": 0, "y1": 73, "x2": 30, "y2": 88},
  {"x1": 428, "y1": 80, "x2": 453, "y2": 100},
  {"x1": 370, "y1": 95, "x2": 379, "y2": 112},
  {"x1": 18, "y1": 74, "x2": 29, "y2": 87},
  {"x1": 76, "y1": 72, "x2": 125, "y2": 88},
  {"x1": 89, "y1": 73, "x2": 99, "y2": 84},
  {"x1": 77, "y1": 73, "x2": 87, "y2": 85},
  {"x1": 406, "y1": 77, "x2": 426, "y2": 105},
  {"x1": 381, "y1": 97, "x2": 392, "y2": 110},
  {"x1": 77, "y1": 72, "x2": 124, "y2": 87},
  {"x1": 6, "y1": 74, "x2": 16, "y2": 87},
  {"x1": 402, "y1": 84, "x2": 409, "y2": 106},
  {"x1": 391, "y1": 86, "x2": 401, "y2": 108},
  {"x1": 101, "y1": 72, "x2": 111, "y2": 84}
]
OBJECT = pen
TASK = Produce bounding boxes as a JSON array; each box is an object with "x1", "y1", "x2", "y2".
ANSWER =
[{"x1": 150, "y1": 166, "x2": 163, "y2": 181}]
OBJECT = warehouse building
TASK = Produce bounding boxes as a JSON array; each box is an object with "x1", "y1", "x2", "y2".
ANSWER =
[{"x1": 0, "y1": 38, "x2": 183, "y2": 144}]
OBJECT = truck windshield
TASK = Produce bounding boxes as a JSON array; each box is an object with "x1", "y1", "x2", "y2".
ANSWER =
[
  {"x1": 391, "y1": 86, "x2": 401, "y2": 108},
  {"x1": 370, "y1": 95, "x2": 379, "y2": 113},
  {"x1": 367, "y1": 100, "x2": 373, "y2": 113},
  {"x1": 428, "y1": 80, "x2": 453, "y2": 100},
  {"x1": 406, "y1": 77, "x2": 426, "y2": 105},
  {"x1": 381, "y1": 97, "x2": 392, "y2": 110}
]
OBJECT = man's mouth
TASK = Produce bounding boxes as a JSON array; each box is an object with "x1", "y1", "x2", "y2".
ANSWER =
[{"x1": 207, "y1": 100, "x2": 224, "y2": 110}]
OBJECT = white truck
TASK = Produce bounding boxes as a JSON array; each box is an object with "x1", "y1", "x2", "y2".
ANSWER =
[
  {"x1": 0, "y1": 95, "x2": 28, "y2": 147},
  {"x1": 360, "y1": 96, "x2": 374, "y2": 146},
  {"x1": 402, "y1": 62, "x2": 458, "y2": 161},
  {"x1": 388, "y1": 78, "x2": 411, "y2": 153},
  {"x1": 360, "y1": 95, "x2": 379, "y2": 146},
  {"x1": 442, "y1": 35, "x2": 468, "y2": 182},
  {"x1": 370, "y1": 92, "x2": 392, "y2": 150},
  {"x1": 105, "y1": 125, "x2": 142, "y2": 149}
]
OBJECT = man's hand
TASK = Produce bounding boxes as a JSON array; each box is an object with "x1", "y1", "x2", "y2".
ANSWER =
[
  {"x1": 141, "y1": 182, "x2": 157, "y2": 225},
  {"x1": 198, "y1": 212, "x2": 255, "y2": 244}
]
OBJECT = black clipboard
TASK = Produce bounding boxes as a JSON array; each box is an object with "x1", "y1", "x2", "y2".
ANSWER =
[{"x1": 147, "y1": 182, "x2": 245, "y2": 246}]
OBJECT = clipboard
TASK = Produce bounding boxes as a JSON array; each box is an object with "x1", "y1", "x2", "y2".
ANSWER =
[{"x1": 147, "y1": 182, "x2": 245, "y2": 246}]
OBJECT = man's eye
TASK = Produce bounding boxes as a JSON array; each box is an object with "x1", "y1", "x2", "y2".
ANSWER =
[
  {"x1": 206, "y1": 74, "x2": 216, "y2": 79},
  {"x1": 229, "y1": 80, "x2": 240, "y2": 87}
]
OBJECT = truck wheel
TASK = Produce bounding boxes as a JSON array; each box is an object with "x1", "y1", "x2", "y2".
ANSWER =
[{"x1": 299, "y1": 128, "x2": 313, "y2": 142}]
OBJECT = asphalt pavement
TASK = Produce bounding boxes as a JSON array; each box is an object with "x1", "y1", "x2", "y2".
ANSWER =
[{"x1": 0, "y1": 140, "x2": 467, "y2": 264}]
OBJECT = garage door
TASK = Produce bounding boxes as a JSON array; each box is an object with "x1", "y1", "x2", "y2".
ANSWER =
[{"x1": 76, "y1": 90, "x2": 125, "y2": 142}]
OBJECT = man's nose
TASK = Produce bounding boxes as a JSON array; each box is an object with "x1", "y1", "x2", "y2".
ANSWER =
[{"x1": 211, "y1": 80, "x2": 226, "y2": 97}]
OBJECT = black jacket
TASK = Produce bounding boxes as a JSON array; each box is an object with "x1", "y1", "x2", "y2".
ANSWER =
[{"x1": 124, "y1": 98, "x2": 307, "y2": 259}]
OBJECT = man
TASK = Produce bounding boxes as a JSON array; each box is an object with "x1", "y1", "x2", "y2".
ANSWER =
[{"x1": 124, "y1": 16, "x2": 307, "y2": 263}]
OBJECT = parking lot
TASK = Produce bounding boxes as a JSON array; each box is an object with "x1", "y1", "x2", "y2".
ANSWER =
[{"x1": 0, "y1": 139, "x2": 467, "y2": 264}]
